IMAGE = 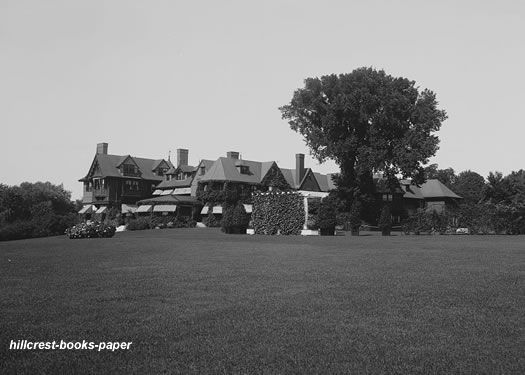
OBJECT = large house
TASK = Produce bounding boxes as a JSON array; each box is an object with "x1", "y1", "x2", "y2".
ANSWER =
[
  {"x1": 79, "y1": 143, "x2": 462, "y2": 220},
  {"x1": 141, "y1": 151, "x2": 336, "y2": 218}
]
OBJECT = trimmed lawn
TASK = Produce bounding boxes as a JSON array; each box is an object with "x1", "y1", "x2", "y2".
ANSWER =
[{"x1": 1, "y1": 229, "x2": 524, "y2": 374}]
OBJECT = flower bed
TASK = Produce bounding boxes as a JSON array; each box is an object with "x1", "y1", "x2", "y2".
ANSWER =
[{"x1": 66, "y1": 221, "x2": 116, "y2": 239}]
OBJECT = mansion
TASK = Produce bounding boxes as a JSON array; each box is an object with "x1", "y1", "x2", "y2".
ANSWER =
[{"x1": 79, "y1": 143, "x2": 461, "y2": 219}]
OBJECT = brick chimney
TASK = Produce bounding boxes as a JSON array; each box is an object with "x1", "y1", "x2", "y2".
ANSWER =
[
  {"x1": 226, "y1": 151, "x2": 239, "y2": 159},
  {"x1": 177, "y1": 148, "x2": 188, "y2": 167},
  {"x1": 295, "y1": 153, "x2": 305, "y2": 184},
  {"x1": 96, "y1": 142, "x2": 108, "y2": 155}
]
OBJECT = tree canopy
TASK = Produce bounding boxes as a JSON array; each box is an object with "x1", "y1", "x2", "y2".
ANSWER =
[
  {"x1": 279, "y1": 67, "x2": 447, "y2": 202},
  {"x1": 452, "y1": 170, "x2": 485, "y2": 204}
]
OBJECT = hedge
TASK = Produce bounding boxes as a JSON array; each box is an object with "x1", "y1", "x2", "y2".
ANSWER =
[{"x1": 252, "y1": 191, "x2": 304, "y2": 235}]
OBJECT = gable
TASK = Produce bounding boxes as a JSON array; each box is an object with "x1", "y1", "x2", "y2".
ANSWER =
[
  {"x1": 260, "y1": 162, "x2": 291, "y2": 190},
  {"x1": 299, "y1": 169, "x2": 321, "y2": 192}
]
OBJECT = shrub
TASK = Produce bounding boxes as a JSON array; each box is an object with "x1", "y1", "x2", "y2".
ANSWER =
[
  {"x1": 379, "y1": 205, "x2": 392, "y2": 236},
  {"x1": 0, "y1": 221, "x2": 36, "y2": 241},
  {"x1": 203, "y1": 213, "x2": 220, "y2": 228},
  {"x1": 66, "y1": 221, "x2": 116, "y2": 239},
  {"x1": 126, "y1": 217, "x2": 153, "y2": 231},
  {"x1": 221, "y1": 203, "x2": 249, "y2": 234},
  {"x1": 317, "y1": 196, "x2": 337, "y2": 235},
  {"x1": 348, "y1": 201, "x2": 362, "y2": 235}
]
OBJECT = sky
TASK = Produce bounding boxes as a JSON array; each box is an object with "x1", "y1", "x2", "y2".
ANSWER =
[{"x1": 1, "y1": 0, "x2": 524, "y2": 200}]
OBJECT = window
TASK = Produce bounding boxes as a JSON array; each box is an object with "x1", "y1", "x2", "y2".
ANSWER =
[
  {"x1": 382, "y1": 194, "x2": 393, "y2": 202},
  {"x1": 200, "y1": 166, "x2": 205, "y2": 176},
  {"x1": 125, "y1": 180, "x2": 140, "y2": 192},
  {"x1": 122, "y1": 164, "x2": 139, "y2": 176},
  {"x1": 239, "y1": 166, "x2": 250, "y2": 175}
]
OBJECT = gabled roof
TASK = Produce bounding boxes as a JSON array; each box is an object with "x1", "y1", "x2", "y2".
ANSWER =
[
  {"x1": 280, "y1": 168, "x2": 336, "y2": 192},
  {"x1": 280, "y1": 168, "x2": 300, "y2": 189},
  {"x1": 313, "y1": 172, "x2": 337, "y2": 192},
  {"x1": 80, "y1": 153, "x2": 168, "y2": 182}
]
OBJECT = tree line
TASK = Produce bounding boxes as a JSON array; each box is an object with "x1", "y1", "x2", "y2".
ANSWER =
[{"x1": 0, "y1": 182, "x2": 79, "y2": 241}]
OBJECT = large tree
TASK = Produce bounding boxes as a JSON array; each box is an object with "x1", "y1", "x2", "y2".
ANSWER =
[
  {"x1": 279, "y1": 67, "x2": 447, "y2": 204},
  {"x1": 452, "y1": 170, "x2": 485, "y2": 204}
]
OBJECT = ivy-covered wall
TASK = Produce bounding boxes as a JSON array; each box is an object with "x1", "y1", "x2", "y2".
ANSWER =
[
  {"x1": 252, "y1": 191, "x2": 304, "y2": 235},
  {"x1": 260, "y1": 163, "x2": 291, "y2": 191},
  {"x1": 196, "y1": 181, "x2": 254, "y2": 206}
]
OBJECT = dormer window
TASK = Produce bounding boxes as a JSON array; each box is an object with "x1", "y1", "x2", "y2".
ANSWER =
[
  {"x1": 200, "y1": 166, "x2": 205, "y2": 176},
  {"x1": 239, "y1": 166, "x2": 250, "y2": 174},
  {"x1": 235, "y1": 160, "x2": 249, "y2": 175},
  {"x1": 122, "y1": 164, "x2": 139, "y2": 177}
]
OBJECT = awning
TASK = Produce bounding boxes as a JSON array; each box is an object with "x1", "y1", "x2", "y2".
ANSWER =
[
  {"x1": 136, "y1": 205, "x2": 153, "y2": 213},
  {"x1": 153, "y1": 205, "x2": 177, "y2": 212},
  {"x1": 201, "y1": 206, "x2": 210, "y2": 215},
  {"x1": 243, "y1": 204, "x2": 253, "y2": 213},
  {"x1": 95, "y1": 206, "x2": 107, "y2": 214},
  {"x1": 160, "y1": 189, "x2": 174, "y2": 195},
  {"x1": 173, "y1": 187, "x2": 191, "y2": 195},
  {"x1": 121, "y1": 204, "x2": 137, "y2": 213},
  {"x1": 212, "y1": 206, "x2": 222, "y2": 214},
  {"x1": 78, "y1": 205, "x2": 94, "y2": 214},
  {"x1": 152, "y1": 189, "x2": 163, "y2": 195}
]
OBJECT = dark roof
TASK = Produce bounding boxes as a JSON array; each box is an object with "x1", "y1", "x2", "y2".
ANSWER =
[
  {"x1": 400, "y1": 179, "x2": 462, "y2": 200},
  {"x1": 80, "y1": 154, "x2": 169, "y2": 182},
  {"x1": 137, "y1": 195, "x2": 201, "y2": 205},
  {"x1": 199, "y1": 157, "x2": 274, "y2": 184},
  {"x1": 420, "y1": 179, "x2": 462, "y2": 199},
  {"x1": 314, "y1": 172, "x2": 337, "y2": 192},
  {"x1": 166, "y1": 164, "x2": 197, "y2": 175},
  {"x1": 156, "y1": 178, "x2": 193, "y2": 189},
  {"x1": 280, "y1": 168, "x2": 300, "y2": 189},
  {"x1": 280, "y1": 168, "x2": 336, "y2": 192}
]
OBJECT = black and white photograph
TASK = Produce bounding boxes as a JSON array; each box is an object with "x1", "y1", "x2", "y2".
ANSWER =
[{"x1": 1, "y1": 0, "x2": 524, "y2": 373}]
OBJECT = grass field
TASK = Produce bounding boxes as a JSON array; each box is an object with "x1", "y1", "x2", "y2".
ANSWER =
[{"x1": 1, "y1": 229, "x2": 523, "y2": 374}]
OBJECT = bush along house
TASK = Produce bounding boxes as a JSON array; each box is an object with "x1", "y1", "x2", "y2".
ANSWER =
[{"x1": 78, "y1": 143, "x2": 172, "y2": 218}]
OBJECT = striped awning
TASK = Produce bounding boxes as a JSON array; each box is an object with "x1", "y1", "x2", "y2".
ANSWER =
[
  {"x1": 243, "y1": 204, "x2": 253, "y2": 213},
  {"x1": 153, "y1": 205, "x2": 177, "y2": 212},
  {"x1": 121, "y1": 204, "x2": 137, "y2": 213},
  {"x1": 78, "y1": 205, "x2": 94, "y2": 214},
  {"x1": 160, "y1": 189, "x2": 174, "y2": 195},
  {"x1": 201, "y1": 205, "x2": 223, "y2": 214},
  {"x1": 136, "y1": 205, "x2": 153, "y2": 213},
  {"x1": 152, "y1": 189, "x2": 163, "y2": 195},
  {"x1": 95, "y1": 206, "x2": 107, "y2": 214}
]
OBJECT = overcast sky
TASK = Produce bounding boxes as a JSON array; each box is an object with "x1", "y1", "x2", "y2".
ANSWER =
[{"x1": 1, "y1": 0, "x2": 524, "y2": 199}]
